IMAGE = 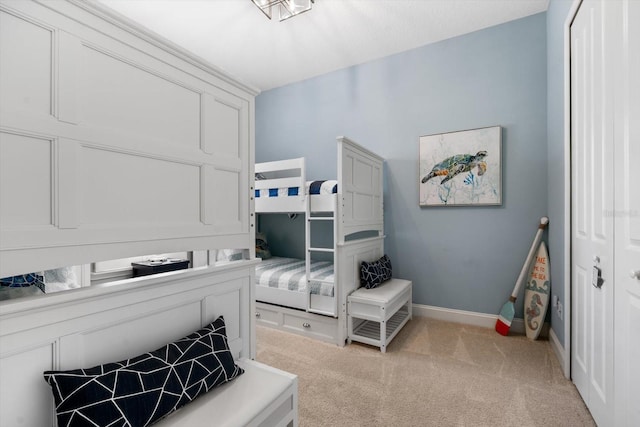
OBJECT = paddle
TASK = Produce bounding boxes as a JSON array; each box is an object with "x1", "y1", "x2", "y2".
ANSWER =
[{"x1": 495, "y1": 216, "x2": 549, "y2": 336}]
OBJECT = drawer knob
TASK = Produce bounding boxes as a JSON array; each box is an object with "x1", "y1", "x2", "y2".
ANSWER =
[
  {"x1": 302, "y1": 322, "x2": 311, "y2": 328},
  {"x1": 255, "y1": 312, "x2": 261, "y2": 318}
]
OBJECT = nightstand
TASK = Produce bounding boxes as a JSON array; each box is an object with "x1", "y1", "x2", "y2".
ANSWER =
[{"x1": 347, "y1": 279, "x2": 412, "y2": 353}]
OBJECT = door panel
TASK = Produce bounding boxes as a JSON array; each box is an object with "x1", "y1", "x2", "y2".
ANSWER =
[
  {"x1": 571, "y1": 6, "x2": 589, "y2": 398},
  {"x1": 614, "y1": 1, "x2": 640, "y2": 425},
  {"x1": 570, "y1": 1, "x2": 615, "y2": 425}
]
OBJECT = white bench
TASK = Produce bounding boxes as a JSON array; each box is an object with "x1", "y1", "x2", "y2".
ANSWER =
[
  {"x1": 155, "y1": 359, "x2": 298, "y2": 427},
  {"x1": 347, "y1": 279, "x2": 413, "y2": 353}
]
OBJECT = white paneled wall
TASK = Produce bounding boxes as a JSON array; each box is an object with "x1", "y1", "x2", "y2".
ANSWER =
[{"x1": 0, "y1": 0, "x2": 256, "y2": 277}]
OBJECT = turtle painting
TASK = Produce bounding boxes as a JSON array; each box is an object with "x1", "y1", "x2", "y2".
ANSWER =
[{"x1": 421, "y1": 150, "x2": 488, "y2": 185}]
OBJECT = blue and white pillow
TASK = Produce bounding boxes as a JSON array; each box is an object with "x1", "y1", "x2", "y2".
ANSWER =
[
  {"x1": 360, "y1": 255, "x2": 392, "y2": 289},
  {"x1": 0, "y1": 272, "x2": 45, "y2": 292},
  {"x1": 44, "y1": 316, "x2": 243, "y2": 427},
  {"x1": 1, "y1": 273, "x2": 46, "y2": 300}
]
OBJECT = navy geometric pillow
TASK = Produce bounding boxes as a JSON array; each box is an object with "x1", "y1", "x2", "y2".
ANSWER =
[
  {"x1": 360, "y1": 254, "x2": 392, "y2": 289},
  {"x1": 0, "y1": 272, "x2": 45, "y2": 292},
  {"x1": 43, "y1": 316, "x2": 243, "y2": 427}
]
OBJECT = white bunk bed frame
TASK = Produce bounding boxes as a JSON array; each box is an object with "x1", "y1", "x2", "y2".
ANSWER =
[{"x1": 254, "y1": 137, "x2": 384, "y2": 345}]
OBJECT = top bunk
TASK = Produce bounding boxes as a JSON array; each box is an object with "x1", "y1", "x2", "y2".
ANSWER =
[
  {"x1": 255, "y1": 136, "x2": 384, "y2": 242},
  {"x1": 255, "y1": 157, "x2": 335, "y2": 213}
]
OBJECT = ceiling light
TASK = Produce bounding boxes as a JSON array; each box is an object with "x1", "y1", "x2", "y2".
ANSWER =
[{"x1": 251, "y1": 0, "x2": 314, "y2": 22}]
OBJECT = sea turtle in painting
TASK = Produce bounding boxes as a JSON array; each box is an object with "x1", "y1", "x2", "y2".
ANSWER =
[{"x1": 421, "y1": 151, "x2": 488, "y2": 185}]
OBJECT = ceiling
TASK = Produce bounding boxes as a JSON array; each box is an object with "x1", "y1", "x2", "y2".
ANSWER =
[{"x1": 96, "y1": 0, "x2": 549, "y2": 93}]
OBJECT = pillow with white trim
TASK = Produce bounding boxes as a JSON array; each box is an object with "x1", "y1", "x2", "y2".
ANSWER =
[
  {"x1": 43, "y1": 316, "x2": 243, "y2": 427},
  {"x1": 360, "y1": 254, "x2": 392, "y2": 289}
]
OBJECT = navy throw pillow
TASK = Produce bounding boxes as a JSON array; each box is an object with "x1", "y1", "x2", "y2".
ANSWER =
[
  {"x1": 43, "y1": 316, "x2": 243, "y2": 427},
  {"x1": 256, "y1": 232, "x2": 271, "y2": 259},
  {"x1": 360, "y1": 254, "x2": 392, "y2": 289}
]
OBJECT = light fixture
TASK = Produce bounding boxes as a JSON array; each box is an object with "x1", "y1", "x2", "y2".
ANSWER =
[{"x1": 251, "y1": 0, "x2": 314, "y2": 22}]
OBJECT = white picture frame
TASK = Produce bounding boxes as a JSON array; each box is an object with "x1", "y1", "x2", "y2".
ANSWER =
[{"x1": 419, "y1": 126, "x2": 502, "y2": 206}]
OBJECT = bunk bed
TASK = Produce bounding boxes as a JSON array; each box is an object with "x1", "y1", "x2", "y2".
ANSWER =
[{"x1": 254, "y1": 136, "x2": 385, "y2": 345}]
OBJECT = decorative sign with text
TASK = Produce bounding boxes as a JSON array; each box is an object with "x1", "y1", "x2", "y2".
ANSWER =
[{"x1": 524, "y1": 242, "x2": 550, "y2": 340}]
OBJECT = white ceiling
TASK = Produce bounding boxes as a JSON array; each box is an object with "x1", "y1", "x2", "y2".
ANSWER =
[{"x1": 96, "y1": 0, "x2": 549, "y2": 92}]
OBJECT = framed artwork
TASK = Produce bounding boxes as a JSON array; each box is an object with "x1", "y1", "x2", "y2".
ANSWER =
[{"x1": 419, "y1": 126, "x2": 502, "y2": 206}]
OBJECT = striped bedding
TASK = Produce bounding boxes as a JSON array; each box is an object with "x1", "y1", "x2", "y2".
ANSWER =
[
  {"x1": 255, "y1": 180, "x2": 338, "y2": 199},
  {"x1": 255, "y1": 256, "x2": 335, "y2": 297}
]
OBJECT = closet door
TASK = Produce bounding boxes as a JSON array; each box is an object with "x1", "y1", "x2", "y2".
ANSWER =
[
  {"x1": 570, "y1": 1, "x2": 615, "y2": 425},
  {"x1": 614, "y1": 1, "x2": 640, "y2": 425}
]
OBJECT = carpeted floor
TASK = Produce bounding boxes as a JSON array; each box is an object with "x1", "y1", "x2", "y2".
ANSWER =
[{"x1": 256, "y1": 317, "x2": 595, "y2": 427}]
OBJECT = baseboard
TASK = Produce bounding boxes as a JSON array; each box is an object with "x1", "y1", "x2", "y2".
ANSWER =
[
  {"x1": 412, "y1": 304, "x2": 551, "y2": 337},
  {"x1": 549, "y1": 327, "x2": 569, "y2": 378}
]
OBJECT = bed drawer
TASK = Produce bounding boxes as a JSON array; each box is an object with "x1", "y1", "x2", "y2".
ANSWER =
[
  {"x1": 282, "y1": 312, "x2": 335, "y2": 341},
  {"x1": 255, "y1": 302, "x2": 343, "y2": 346},
  {"x1": 255, "y1": 305, "x2": 280, "y2": 327}
]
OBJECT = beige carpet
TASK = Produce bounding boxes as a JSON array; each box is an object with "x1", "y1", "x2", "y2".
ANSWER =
[{"x1": 256, "y1": 317, "x2": 595, "y2": 427}]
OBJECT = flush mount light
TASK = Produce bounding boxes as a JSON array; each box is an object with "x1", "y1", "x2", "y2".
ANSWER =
[{"x1": 251, "y1": 0, "x2": 314, "y2": 21}]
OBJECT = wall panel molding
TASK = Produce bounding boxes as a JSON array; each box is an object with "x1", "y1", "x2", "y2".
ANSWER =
[
  {"x1": 0, "y1": 4, "x2": 55, "y2": 119},
  {"x1": 56, "y1": 137, "x2": 78, "y2": 228},
  {"x1": 57, "y1": 30, "x2": 80, "y2": 124},
  {"x1": 0, "y1": 0, "x2": 254, "y2": 277}
]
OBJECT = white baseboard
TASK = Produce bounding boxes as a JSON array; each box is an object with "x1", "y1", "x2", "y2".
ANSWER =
[
  {"x1": 548, "y1": 327, "x2": 568, "y2": 378},
  {"x1": 412, "y1": 303, "x2": 553, "y2": 337}
]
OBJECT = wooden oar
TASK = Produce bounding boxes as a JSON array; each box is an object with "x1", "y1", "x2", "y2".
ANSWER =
[{"x1": 495, "y1": 217, "x2": 549, "y2": 336}]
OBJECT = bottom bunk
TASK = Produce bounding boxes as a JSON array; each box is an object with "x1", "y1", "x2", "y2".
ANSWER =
[
  {"x1": 254, "y1": 236, "x2": 386, "y2": 346},
  {"x1": 255, "y1": 256, "x2": 337, "y2": 316}
]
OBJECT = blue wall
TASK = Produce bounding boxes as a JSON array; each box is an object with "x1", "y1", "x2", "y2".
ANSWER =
[
  {"x1": 256, "y1": 13, "x2": 548, "y2": 319},
  {"x1": 546, "y1": 0, "x2": 574, "y2": 346}
]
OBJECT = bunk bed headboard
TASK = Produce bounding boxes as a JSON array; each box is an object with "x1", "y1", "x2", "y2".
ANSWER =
[{"x1": 336, "y1": 136, "x2": 384, "y2": 241}]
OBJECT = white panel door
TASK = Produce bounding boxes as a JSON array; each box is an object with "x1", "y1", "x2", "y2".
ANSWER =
[
  {"x1": 614, "y1": 1, "x2": 640, "y2": 425},
  {"x1": 570, "y1": 1, "x2": 615, "y2": 425}
]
